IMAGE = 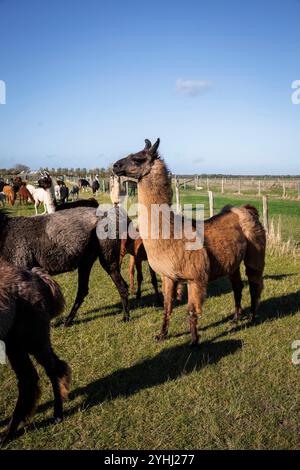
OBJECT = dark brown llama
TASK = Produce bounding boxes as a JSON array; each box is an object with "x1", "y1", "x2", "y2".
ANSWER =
[
  {"x1": 0, "y1": 206, "x2": 129, "y2": 327},
  {"x1": 113, "y1": 139, "x2": 266, "y2": 345},
  {"x1": 18, "y1": 183, "x2": 35, "y2": 204},
  {"x1": 0, "y1": 261, "x2": 71, "y2": 444},
  {"x1": 120, "y1": 235, "x2": 160, "y2": 303}
]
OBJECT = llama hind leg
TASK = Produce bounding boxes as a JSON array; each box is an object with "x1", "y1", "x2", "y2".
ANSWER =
[
  {"x1": 1, "y1": 346, "x2": 40, "y2": 443},
  {"x1": 155, "y1": 276, "x2": 175, "y2": 341},
  {"x1": 229, "y1": 268, "x2": 244, "y2": 321},
  {"x1": 34, "y1": 345, "x2": 71, "y2": 423},
  {"x1": 187, "y1": 281, "x2": 206, "y2": 346},
  {"x1": 246, "y1": 266, "x2": 264, "y2": 322}
]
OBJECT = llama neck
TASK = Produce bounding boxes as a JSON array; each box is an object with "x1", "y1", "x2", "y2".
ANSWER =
[
  {"x1": 45, "y1": 183, "x2": 56, "y2": 213},
  {"x1": 137, "y1": 159, "x2": 173, "y2": 242},
  {"x1": 138, "y1": 159, "x2": 172, "y2": 207}
]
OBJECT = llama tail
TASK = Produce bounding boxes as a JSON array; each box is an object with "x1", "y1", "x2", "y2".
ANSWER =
[
  {"x1": 31, "y1": 268, "x2": 65, "y2": 318},
  {"x1": 222, "y1": 204, "x2": 266, "y2": 248},
  {"x1": 222, "y1": 204, "x2": 266, "y2": 275}
]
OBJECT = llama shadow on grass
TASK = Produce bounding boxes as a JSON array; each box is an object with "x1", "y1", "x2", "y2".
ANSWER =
[
  {"x1": 0, "y1": 338, "x2": 242, "y2": 443},
  {"x1": 68, "y1": 339, "x2": 242, "y2": 408},
  {"x1": 202, "y1": 289, "x2": 300, "y2": 342},
  {"x1": 55, "y1": 292, "x2": 164, "y2": 327}
]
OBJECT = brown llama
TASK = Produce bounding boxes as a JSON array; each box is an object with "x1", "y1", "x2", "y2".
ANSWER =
[
  {"x1": 18, "y1": 183, "x2": 35, "y2": 204},
  {"x1": 2, "y1": 185, "x2": 16, "y2": 206},
  {"x1": 113, "y1": 138, "x2": 266, "y2": 345},
  {"x1": 0, "y1": 261, "x2": 71, "y2": 444}
]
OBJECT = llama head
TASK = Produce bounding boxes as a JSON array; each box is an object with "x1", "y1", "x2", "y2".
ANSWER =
[
  {"x1": 38, "y1": 171, "x2": 52, "y2": 189},
  {"x1": 113, "y1": 138, "x2": 160, "y2": 180}
]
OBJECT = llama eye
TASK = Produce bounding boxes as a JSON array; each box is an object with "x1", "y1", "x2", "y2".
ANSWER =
[{"x1": 132, "y1": 158, "x2": 145, "y2": 164}]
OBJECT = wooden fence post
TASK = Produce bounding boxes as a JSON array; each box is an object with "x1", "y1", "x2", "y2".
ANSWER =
[
  {"x1": 258, "y1": 180, "x2": 261, "y2": 196},
  {"x1": 175, "y1": 176, "x2": 180, "y2": 213},
  {"x1": 110, "y1": 175, "x2": 120, "y2": 205},
  {"x1": 262, "y1": 195, "x2": 269, "y2": 234},
  {"x1": 238, "y1": 179, "x2": 241, "y2": 195},
  {"x1": 221, "y1": 178, "x2": 224, "y2": 194},
  {"x1": 282, "y1": 182, "x2": 286, "y2": 198},
  {"x1": 298, "y1": 182, "x2": 300, "y2": 199},
  {"x1": 208, "y1": 191, "x2": 214, "y2": 218},
  {"x1": 207, "y1": 177, "x2": 209, "y2": 191}
]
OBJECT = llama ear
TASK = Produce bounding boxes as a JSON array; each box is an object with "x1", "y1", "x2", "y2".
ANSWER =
[
  {"x1": 150, "y1": 138, "x2": 160, "y2": 158},
  {"x1": 144, "y1": 139, "x2": 152, "y2": 150}
]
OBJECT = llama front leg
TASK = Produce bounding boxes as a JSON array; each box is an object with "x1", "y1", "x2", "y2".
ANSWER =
[
  {"x1": 187, "y1": 281, "x2": 206, "y2": 346},
  {"x1": 41, "y1": 202, "x2": 47, "y2": 215},
  {"x1": 135, "y1": 258, "x2": 143, "y2": 301},
  {"x1": 148, "y1": 264, "x2": 161, "y2": 305},
  {"x1": 65, "y1": 256, "x2": 95, "y2": 326},
  {"x1": 155, "y1": 276, "x2": 175, "y2": 341},
  {"x1": 129, "y1": 255, "x2": 136, "y2": 295},
  {"x1": 98, "y1": 252, "x2": 129, "y2": 322}
]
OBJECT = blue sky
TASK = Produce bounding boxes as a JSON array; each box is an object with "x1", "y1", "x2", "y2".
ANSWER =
[{"x1": 0, "y1": 0, "x2": 300, "y2": 174}]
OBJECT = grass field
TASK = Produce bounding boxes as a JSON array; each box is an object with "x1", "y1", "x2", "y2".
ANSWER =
[{"x1": 1, "y1": 191, "x2": 300, "y2": 450}]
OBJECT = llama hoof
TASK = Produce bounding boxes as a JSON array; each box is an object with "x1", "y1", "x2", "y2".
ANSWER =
[
  {"x1": 189, "y1": 339, "x2": 200, "y2": 348},
  {"x1": 232, "y1": 309, "x2": 242, "y2": 322},
  {"x1": 64, "y1": 320, "x2": 73, "y2": 327},
  {"x1": 155, "y1": 333, "x2": 167, "y2": 342}
]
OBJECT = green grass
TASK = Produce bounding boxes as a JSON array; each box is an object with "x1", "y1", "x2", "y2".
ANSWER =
[
  {"x1": 1, "y1": 194, "x2": 300, "y2": 450},
  {"x1": 178, "y1": 190, "x2": 300, "y2": 244}
]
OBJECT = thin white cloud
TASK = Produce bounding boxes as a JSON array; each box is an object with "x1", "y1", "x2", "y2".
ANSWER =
[
  {"x1": 176, "y1": 78, "x2": 212, "y2": 97},
  {"x1": 192, "y1": 157, "x2": 205, "y2": 164}
]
